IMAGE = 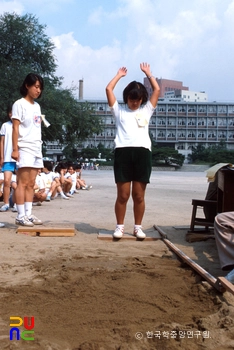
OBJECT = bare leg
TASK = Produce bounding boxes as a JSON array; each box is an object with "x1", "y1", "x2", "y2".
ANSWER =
[
  {"x1": 15, "y1": 167, "x2": 38, "y2": 204},
  {"x1": 132, "y1": 181, "x2": 147, "y2": 225},
  {"x1": 115, "y1": 182, "x2": 131, "y2": 224},
  {"x1": 2, "y1": 171, "x2": 12, "y2": 205}
]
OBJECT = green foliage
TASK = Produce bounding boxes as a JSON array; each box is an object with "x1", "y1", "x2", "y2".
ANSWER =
[
  {"x1": 0, "y1": 12, "x2": 104, "y2": 156},
  {"x1": 151, "y1": 144, "x2": 185, "y2": 167},
  {"x1": 188, "y1": 142, "x2": 234, "y2": 164},
  {"x1": 77, "y1": 145, "x2": 114, "y2": 162},
  {"x1": 64, "y1": 101, "x2": 103, "y2": 144},
  {"x1": 97, "y1": 143, "x2": 114, "y2": 160},
  {"x1": 0, "y1": 12, "x2": 60, "y2": 120}
]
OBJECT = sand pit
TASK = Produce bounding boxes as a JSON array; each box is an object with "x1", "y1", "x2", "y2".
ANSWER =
[{"x1": 0, "y1": 170, "x2": 234, "y2": 349}]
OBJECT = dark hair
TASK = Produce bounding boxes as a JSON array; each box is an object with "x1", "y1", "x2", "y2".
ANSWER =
[
  {"x1": 43, "y1": 161, "x2": 54, "y2": 172},
  {"x1": 75, "y1": 163, "x2": 82, "y2": 170},
  {"x1": 20, "y1": 73, "x2": 44, "y2": 98},
  {"x1": 54, "y1": 162, "x2": 68, "y2": 174},
  {"x1": 123, "y1": 81, "x2": 148, "y2": 105},
  {"x1": 7, "y1": 102, "x2": 13, "y2": 116}
]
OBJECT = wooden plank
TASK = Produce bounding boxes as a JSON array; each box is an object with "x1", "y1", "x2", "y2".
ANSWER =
[
  {"x1": 17, "y1": 226, "x2": 75, "y2": 237},
  {"x1": 98, "y1": 231, "x2": 160, "y2": 241},
  {"x1": 186, "y1": 233, "x2": 215, "y2": 243},
  {"x1": 154, "y1": 225, "x2": 224, "y2": 292},
  {"x1": 218, "y1": 277, "x2": 234, "y2": 295}
]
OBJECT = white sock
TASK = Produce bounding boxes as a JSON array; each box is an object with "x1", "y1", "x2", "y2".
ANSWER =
[
  {"x1": 134, "y1": 224, "x2": 142, "y2": 231},
  {"x1": 16, "y1": 204, "x2": 25, "y2": 219},
  {"x1": 25, "y1": 202, "x2": 32, "y2": 217},
  {"x1": 59, "y1": 191, "x2": 66, "y2": 198}
]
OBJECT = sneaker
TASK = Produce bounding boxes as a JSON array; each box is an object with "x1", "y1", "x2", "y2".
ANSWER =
[
  {"x1": 15, "y1": 216, "x2": 34, "y2": 227},
  {"x1": 74, "y1": 189, "x2": 79, "y2": 194},
  {"x1": 0, "y1": 204, "x2": 9, "y2": 212},
  {"x1": 0, "y1": 222, "x2": 5, "y2": 228},
  {"x1": 11, "y1": 204, "x2": 18, "y2": 212},
  {"x1": 226, "y1": 269, "x2": 234, "y2": 284},
  {"x1": 27, "y1": 214, "x2": 43, "y2": 225},
  {"x1": 113, "y1": 226, "x2": 124, "y2": 239},
  {"x1": 65, "y1": 193, "x2": 74, "y2": 198},
  {"x1": 32, "y1": 202, "x2": 42, "y2": 206},
  {"x1": 61, "y1": 194, "x2": 69, "y2": 200},
  {"x1": 133, "y1": 227, "x2": 146, "y2": 239},
  {"x1": 46, "y1": 196, "x2": 51, "y2": 202}
]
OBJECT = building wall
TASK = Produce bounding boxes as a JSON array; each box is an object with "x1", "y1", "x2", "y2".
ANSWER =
[
  {"x1": 45, "y1": 100, "x2": 234, "y2": 162},
  {"x1": 82, "y1": 100, "x2": 234, "y2": 162},
  {"x1": 144, "y1": 77, "x2": 189, "y2": 98}
]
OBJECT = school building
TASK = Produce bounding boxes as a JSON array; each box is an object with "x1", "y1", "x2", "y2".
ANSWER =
[{"x1": 45, "y1": 78, "x2": 234, "y2": 162}]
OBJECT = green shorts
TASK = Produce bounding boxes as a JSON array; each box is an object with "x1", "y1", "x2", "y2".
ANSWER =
[{"x1": 114, "y1": 147, "x2": 152, "y2": 183}]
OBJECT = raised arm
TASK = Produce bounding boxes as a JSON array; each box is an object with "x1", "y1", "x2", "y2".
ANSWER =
[
  {"x1": 140, "y1": 62, "x2": 160, "y2": 108},
  {"x1": 105, "y1": 67, "x2": 127, "y2": 107}
]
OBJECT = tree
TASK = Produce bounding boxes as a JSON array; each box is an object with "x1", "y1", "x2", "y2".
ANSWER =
[
  {"x1": 152, "y1": 146, "x2": 185, "y2": 167},
  {"x1": 0, "y1": 12, "x2": 104, "y2": 153},
  {"x1": 188, "y1": 142, "x2": 234, "y2": 164},
  {"x1": 0, "y1": 12, "x2": 60, "y2": 120}
]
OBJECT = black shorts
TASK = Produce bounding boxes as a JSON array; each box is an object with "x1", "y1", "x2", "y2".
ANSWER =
[{"x1": 114, "y1": 147, "x2": 152, "y2": 183}]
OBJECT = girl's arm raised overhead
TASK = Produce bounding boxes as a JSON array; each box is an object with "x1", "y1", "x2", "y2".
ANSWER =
[
  {"x1": 105, "y1": 67, "x2": 127, "y2": 107},
  {"x1": 140, "y1": 62, "x2": 160, "y2": 108}
]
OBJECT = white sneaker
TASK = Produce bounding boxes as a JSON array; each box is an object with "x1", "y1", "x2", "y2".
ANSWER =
[
  {"x1": 15, "y1": 216, "x2": 34, "y2": 227},
  {"x1": 226, "y1": 269, "x2": 234, "y2": 284},
  {"x1": 133, "y1": 227, "x2": 146, "y2": 239},
  {"x1": 27, "y1": 214, "x2": 43, "y2": 225},
  {"x1": 62, "y1": 195, "x2": 69, "y2": 200},
  {"x1": 11, "y1": 204, "x2": 18, "y2": 212},
  {"x1": 0, "y1": 222, "x2": 5, "y2": 228},
  {"x1": 65, "y1": 193, "x2": 74, "y2": 198},
  {"x1": 59, "y1": 193, "x2": 69, "y2": 200},
  {"x1": 0, "y1": 204, "x2": 9, "y2": 212},
  {"x1": 32, "y1": 201, "x2": 42, "y2": 206},
  {"x1": 113, "y1": 227, "x2": 124, "y2": 238}
]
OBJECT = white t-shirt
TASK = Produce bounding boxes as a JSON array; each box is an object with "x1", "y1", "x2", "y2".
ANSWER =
[
  {"x1": 0, "y1": 120, "x2": 16, "y2": 162},
  {"x1": 35, "y1": 174, "x2": 46, "y2": 190},
  {"x1": 110, "y1": 100, "x2": 155, "y2": 150},
  {"x1": 12, "y1": 98, "x2": 43, "y2": 157},
  {"x1": 41, "y1": 171, "x2": 58, "y2": 191}
]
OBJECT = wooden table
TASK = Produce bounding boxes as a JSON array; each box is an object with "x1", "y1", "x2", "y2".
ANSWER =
[{"x1": 217, "y1": 168, "x2": 234, "y2": 212}]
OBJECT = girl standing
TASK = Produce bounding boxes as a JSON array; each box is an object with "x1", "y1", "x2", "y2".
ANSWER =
[
  {"x1": 105, "y1": 63, "x2": 160, "y2": 239},
  {"x1": 0, "y1": 103, "x2": 17, "y2": 212},
  {"x1": 11, "y1": 73, "x2": 44, "y2": 226}
]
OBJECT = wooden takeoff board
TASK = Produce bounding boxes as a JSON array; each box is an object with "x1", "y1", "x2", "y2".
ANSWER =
[
  {"x1": 98, "y1": 229, "x2": 161, "y2": 241},
  {"x1": 17, "y1": 225, "x2": 75, "y2": 237}
]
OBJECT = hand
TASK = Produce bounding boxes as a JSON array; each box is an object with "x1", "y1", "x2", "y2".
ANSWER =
[
  {"x1": 117, "y1": 67, "x2": 127, "y2": 78},
  {"x1": 140, "y1": 62, "x2": 151, "y2": 77},
  {"x1": 11, "y1": 150, "x2": 19, "y2": 162}
]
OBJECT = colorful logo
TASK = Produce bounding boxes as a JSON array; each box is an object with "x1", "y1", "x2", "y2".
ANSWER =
[
  {"x1": 34, "y1": 115, "x2": 41, "y2": 126},
  {"x1": 9, "y1": 316, "x2": 35, "y2": 341}
]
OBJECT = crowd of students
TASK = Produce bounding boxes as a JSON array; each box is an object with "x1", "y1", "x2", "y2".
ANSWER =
[{"x1": 0, "y1": 161, "x2": 92, "y2": 211}]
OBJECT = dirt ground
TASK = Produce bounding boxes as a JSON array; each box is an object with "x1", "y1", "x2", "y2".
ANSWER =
[{"x1": 0, "y1": 169, "x2": 234, "y2": 350}]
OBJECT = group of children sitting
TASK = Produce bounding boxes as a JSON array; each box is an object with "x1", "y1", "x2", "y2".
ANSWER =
[{"x1": 0, "y1": 161, "x2": 92, "y2": 210}]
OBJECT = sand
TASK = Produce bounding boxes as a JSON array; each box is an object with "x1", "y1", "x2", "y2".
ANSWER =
[{"x1": 0, "y1": 169, "x2": 234, "y2": 350}]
